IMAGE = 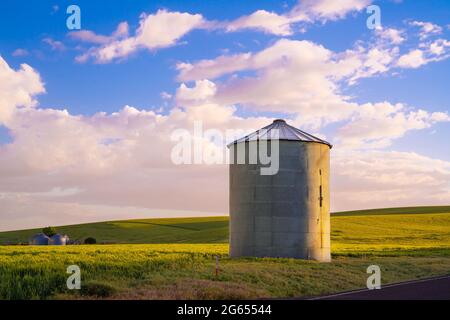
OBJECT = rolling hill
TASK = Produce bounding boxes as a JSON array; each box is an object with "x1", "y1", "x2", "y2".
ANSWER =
[
  {"x1": 332, "y1": 205, "x2": 450, "y2": 216},
  {"x1": 0, "y1": 206, "x2": 449, "y2": 246}
]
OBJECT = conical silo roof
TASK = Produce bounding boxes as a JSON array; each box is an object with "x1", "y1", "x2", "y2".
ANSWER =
[{"x1": 228, "y1": 119, "x2": 332, "y2": 148}]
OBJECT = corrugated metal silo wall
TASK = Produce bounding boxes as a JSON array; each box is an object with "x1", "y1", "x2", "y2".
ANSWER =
[{"x1": 229, "y1": 140, "x2": 330, "y2": 262}]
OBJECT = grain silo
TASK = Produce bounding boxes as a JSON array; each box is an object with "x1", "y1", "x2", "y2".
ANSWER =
[
  {"x1": 29, "y1": 233, "x2": 50, "y2": 245},
  {"x1": 49, "y1": 234, "x2": 69, "y2": 245},
  {"x1": 228, "y1": 119, "x2": 332, "y2": 262}
]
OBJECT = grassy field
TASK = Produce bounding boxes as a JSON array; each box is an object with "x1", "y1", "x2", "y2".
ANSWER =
[
  {"x1": 0, "y1": 216, "x2": 229, "y2": 245},
  {"x1": 1, "y1": 206, "x2": 449, "y2": 245},
  {"x1": 332, "y1": 205, "x2": 450, "y2": 216},
  {"x1": 0, "y1": 206, "x2": 449, "y2": 299}
]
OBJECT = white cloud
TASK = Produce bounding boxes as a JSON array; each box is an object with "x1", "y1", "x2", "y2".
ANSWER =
[
  {"x1": 335, "y1": 102, "x2": 450, "y2": 149},
  {"x1": 136, "y1": 10, "x2": 205, "y2": 49},
  {"x1": 76, "y1": 10, "x2": 205, "y2": 63},
  {"x1": 426, "y1": 38, "x2": 450, "y2": 56},
  {"x1": 42, "y1": 37, "x2": 66, "y2": 51},
  {"x1": 397, "y1": 49, "x2": 428, "y2": 69},
  {"x1": 3, "y1": 10, "x2": 450, "y2": 230},
  {"x1": 225, "y1": 10, "x2": 294, "y2": 36},
  {"x1": 410, "y1": 20, "x2": 443, "y2": 40},
  {"x1": 176, "y1": 39, "x2": 355, "y2": 128},
  {"x1": 0, "y1": 100, "x2": 271, "y2": 230},
  {"x1": 160, "y1": 91, "x2": 173, "y2": 100},
  {"x1": 175, "y1": 37, "x2": 449, "y2": 142},
  {"x1": 332, "y1": 150, "x2": 450, "y2": 211},
  {"x1": 289, "y1": 0, "x2": 372, "y2": 22},
  {"x1": 176, "y1": 53, "x2": 253, "y2": 82},
  {"x1": 1, "y1": 51, "x2": 449, "y2": 230},
  {"x1": 376, "y1": 27, "x2": 406, "y2": 45},
  {"x1": 224, "y1": 0, "x2": 372, "y2": 36},
  {"x1": 2, "y1": 98, "x2": 448, "y2": 229},
  {"x1": 68, "y1": 22, "x2": 129, "y2": 45},
  {"x1": 0, "y1": 55, "x2": 271, "y2": 229},
  {"x1": 73, "y1": 1, "x2": 375, "y2": 62},
  {"x1": 12, "y1": 49, "x2": 29, "y2": 57},
  {"x1": 0, "y1": 56, "x2": 45, "y2": 124},
  {"x1": 176, "y1": 39, "x2": 401, "y2": 128},
  {"x1": 176, "y1": 80, "x2": 217, "y2": 105},
  {"x1": 345, "y1": 46, "x2": 399, "y2": 83},
  {"x1": 395, "y1": 36, "x2": 450, "y2": 69}
]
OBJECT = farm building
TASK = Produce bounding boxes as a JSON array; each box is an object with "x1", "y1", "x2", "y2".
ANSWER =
[
  {"x1": 49, "y1": 234, "x2": 69, "y2": 245},
  {"x1": 29, "y1": 233, "x2": 69, "y2": 245},
  {"x1": 228, "y1": 119, "x2": 332, "y2": 262},
  {"x1": 29, "y1": 233, "x2": 50, "y2": 245}
]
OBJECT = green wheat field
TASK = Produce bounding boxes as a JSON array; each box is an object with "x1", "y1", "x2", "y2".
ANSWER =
[{"x1": 0, "y1": 206, "x2": 449, "y2": 299}]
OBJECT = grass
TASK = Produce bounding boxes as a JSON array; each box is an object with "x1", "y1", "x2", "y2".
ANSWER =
[
  {"x1": 0, "y1": 217, "x2": 229, "y2": 245},
  {"x1": 2, "y1": 206, "x2": 449, "y2": 246},
  {"x1": 332, "y1": 211, "x2": 450, "y2": 255},
  {"x1": 332, "y1": 205, "x2": 450, "y2": 216},
  {"x1": 0, "y1": 206, "x2": 449, "y2": 299},
  {"x1": 1, "y1": 244, "x2": 449, "y2": 300}
]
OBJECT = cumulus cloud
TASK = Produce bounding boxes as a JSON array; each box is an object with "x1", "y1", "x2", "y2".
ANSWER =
[
  {"x1": 375, "y1": 27, "x2": 406, "y2": 45},
  {"x1": 73, "y1": 1, "x2": 375, "y2": 62},
  {"x1": 175, "y1": 37, "x2": 449, "y2": 147},
  {"x1": 289, "y1": 0, "x2": 372, "y2": 22},
  {"x1": 225, "y1": 10, "x2": 294, "y2": 36},
  {"x1": 175, "y1": 31, "x2": 450, "y2": 129},
  {"x1": 175, "y1": 43, "x2": 449, "y2": 149},
  {"x1": 345, "y1": 46, "x2": 399, "y2": 84},
  {"x1": 136, "y1": 11, "x2": 205, "y2": 48},
  {"x1": 0, "y1": 55, "x2": 274, "y2": 229},
  {"x1": 176, "y1": 39, "x2": 403, "y2": 128},
  {"x1": 176, "y1": 53, "x2": 253, "y2": 82},
  {"x1": 0, "y1": 56, "x2": 45, "y2": 124},
  {"x1": 332, "y1": 150, "x2": 450, "y2": 211},
  {"x1": 2, "y1": 96, "x2": 448, "y2": 230},
  {"x1": 396, "y1": 40, "x2": 450, "y2": 69},
  {"x1": 427, "y1": 39, "x2": 450, "y2": 55},
  {"x1": 2, "y1": 7, "x2": 450, "y2": 230},
  {"x1": 76, "y1": 10, "x2": 205, "y2": 63},
  {"x1": 410, "y1": 20, "x2": 443, "y2": 40},
  {"x1": 375, "y1": 21, "x2": 450, "y2": 70},
  {"x1": 397, "y1": 49, "x2": 427, "y2": 68},
  {"x1": 68, "y1": 21, "x2": 129, "y2": 45},
  {"x1": 176, "y1": 39, "x2": 353, "y2": 128},
  {"x1": 224, "y1": 0, "x2": 372, "y2": 35},
  {"x1": 176, "y1": 79, "x2": 218, "y2": 105},
  {"x1": 335, "y1": 102, "x2": 450, "y2": 149},
  {"x1": 0, "y1": 98, "x2": 271, "y2": 230}
]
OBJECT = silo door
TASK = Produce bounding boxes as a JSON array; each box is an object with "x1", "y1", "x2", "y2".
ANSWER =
[{"x1": 319, "y1": 170, "x2": 323, "y2": 208}]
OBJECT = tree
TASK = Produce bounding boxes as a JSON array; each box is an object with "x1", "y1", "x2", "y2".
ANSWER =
[
  {"x1": 42, "y1": 226, "x2": 57, "y2": 237},
  {"x1": 84, "y1": 237, "x2": 97, "y2": 244}
]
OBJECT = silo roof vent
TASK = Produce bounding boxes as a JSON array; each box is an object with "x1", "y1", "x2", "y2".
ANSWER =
[{"x1": 228, "y1": 119, "x2": 332, "y2": 148}]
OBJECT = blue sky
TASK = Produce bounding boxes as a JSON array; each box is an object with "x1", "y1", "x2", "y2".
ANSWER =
[
  {"x1": 0, "y1": 0, "x2": 449, "y2": 230},
  {"x1": 1, "y1": 0, "x2": 292, "y2": 114},
  {"x1": 1, "y1": 0, "x2": 449, "y2": 157},
  {"x1": 0, "y1": 1, "x2": 446, "y2": 109}
]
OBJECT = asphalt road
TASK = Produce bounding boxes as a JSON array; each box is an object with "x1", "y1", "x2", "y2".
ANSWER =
[{"x1": 311, "y1": 275, "x2": 450, "y2": 300}]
